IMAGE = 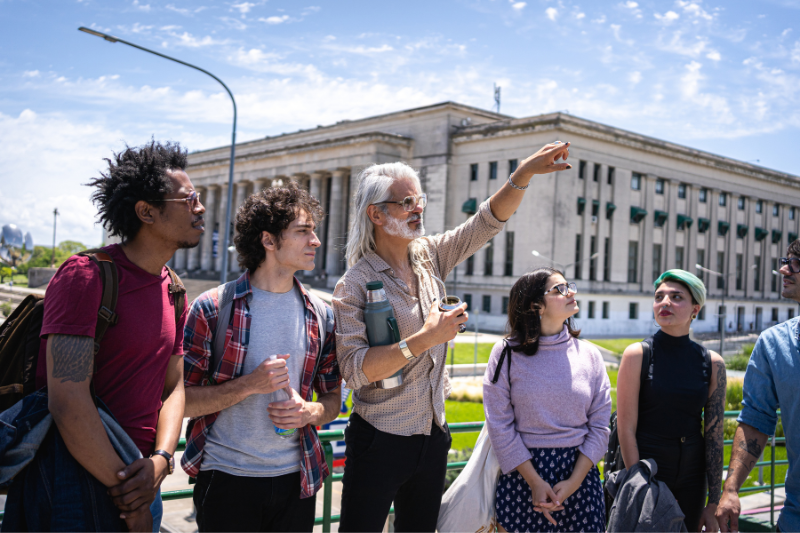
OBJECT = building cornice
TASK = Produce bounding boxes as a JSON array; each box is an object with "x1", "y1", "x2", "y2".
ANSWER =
[{"x1": 453, "y1": 113, "x2": 800, "y2": 187}]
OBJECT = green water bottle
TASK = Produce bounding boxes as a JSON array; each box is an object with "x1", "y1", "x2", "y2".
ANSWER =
[{"x1": 364, "y1": 281, "x2": 403, "y2": 389}]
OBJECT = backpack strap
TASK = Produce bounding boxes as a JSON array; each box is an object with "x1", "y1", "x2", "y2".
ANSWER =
[
  {"x1": 211, "y1": 281, "x2": 237, "y2": 375},
  {"x1": 491, "y1": 340, "x2": 512, "y2": 385},
  {"x1": 77, "y1": 250, "x2": 119, "y2": 355},
  {"x1": 700, "y1": 344, "x2": 712, "y2": 385},
  {"x1": 165, "y1": 266, "x2": 186, "y2": 327},
  {"x1": 640, "y1": 340, "x2": 652, "y2": 383},
  {"x1": 307, "y1": 290, "x2": 335, "y2": 361}
]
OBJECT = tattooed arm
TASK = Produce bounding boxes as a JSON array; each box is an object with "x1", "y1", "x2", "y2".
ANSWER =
[
  {"x1": 716, "y1": 423, "x2": 769, "y2": 532},
  {"x1": 698, "y1": 353, "x2": 726, "y2": 532}
]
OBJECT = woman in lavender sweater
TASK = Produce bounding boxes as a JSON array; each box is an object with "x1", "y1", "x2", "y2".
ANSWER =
[{"x1": 484, "y1": 268, "x2": 611, "y2": 533}]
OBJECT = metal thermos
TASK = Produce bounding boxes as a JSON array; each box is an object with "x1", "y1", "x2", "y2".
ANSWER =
[{"x1": 364, "y1": 281, "x2": 403, "y2": 389}]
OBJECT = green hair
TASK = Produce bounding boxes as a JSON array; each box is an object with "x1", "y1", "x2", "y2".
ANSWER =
[{"x1": 654, "y1": 269, "x2": 706, "y2": 308}]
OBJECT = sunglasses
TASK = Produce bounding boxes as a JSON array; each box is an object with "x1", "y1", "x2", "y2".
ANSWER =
[
  {"x1": 150, "y1": 190, "x2": 202, "y2": 211},
  {"x1": 547, "y1": 282, "x2": 578, "y2": 296},
  {"x1": 780, "y1": 257, "x2": 800, "y2": 274},
  {"x1": 373, "y1": 193, "x2": 427, "y2": 212}
]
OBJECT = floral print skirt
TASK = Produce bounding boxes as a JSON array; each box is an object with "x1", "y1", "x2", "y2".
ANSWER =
[{"x1": 495, "y1": 446, "x2": 605, "y2": 533}]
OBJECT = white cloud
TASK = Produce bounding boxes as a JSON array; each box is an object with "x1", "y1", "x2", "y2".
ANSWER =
[
  {"x1": 592, "y1": 14, "x2": 606, "y2": 24},
  {"x1": 232, "y1": 2, "x2": 256, "y2": 14},
  {"x1": 792, "y1": 41, "x2": 800, "y2": 63},
  {"x1": 657, "y1": 31, "x2": 708, "y2": 57},
  {"x1": 132, "y1": 0, "x2": 150, "y2": 11},
  {"x1": 621, "y1": 1, "x2": 642, "y2": 18},
  {"x1": 781, "y1": 28, "x2": 792, "y2": 39},
  {"x1": 575, "y1": 12, "x2": 586, "y2": 19},
  {"x1": 165, "y1": 4, "x2": 190, "y2": 15},
  {"x1": 261, "y1": 15, "x2": 290, "y2": 24},
  {"x1": 706, "y1": 50, "x2": 721, "y2": 61},
  {"x1": 168, "y1": 31, "x2": 228, "y2": 47},
  {"x1": 610, "y1": 24, "x2": 633, "y2": 44},
  {"x1": 654, "y1": 10, "x2": 679, "y2": 23},
  {"x1": 545, "y1": 7, "x2": 558, "y2": 20},
  {"x1": 676, "y1": 0, "x2": 715, "y2": 21},
  {"x1": 22, "y1": 70, "x2": 40, "y2": 78},
  {"x1": 511, "y1": 2, "x2": 527, "y2": 10},
  {"x1": 629, "y1": 71, "x2": 642, "y2": 84}
]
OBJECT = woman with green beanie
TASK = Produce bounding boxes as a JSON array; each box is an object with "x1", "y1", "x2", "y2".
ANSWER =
[{"x1": 615, "y1": 270, "x2": 726, "y2": 532}]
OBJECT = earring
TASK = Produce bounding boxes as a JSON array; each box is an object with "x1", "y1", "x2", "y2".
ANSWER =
[{"x1": 691, "y1": 314, "x2": 697, "y2": 320}]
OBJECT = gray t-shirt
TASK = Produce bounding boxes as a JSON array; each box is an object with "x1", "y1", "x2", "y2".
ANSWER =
[{"x1": 201, "y1": 285, "x2": 307, "y2": 477}]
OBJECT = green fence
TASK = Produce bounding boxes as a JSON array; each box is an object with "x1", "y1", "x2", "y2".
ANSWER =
[{"x1": 0, "y1": 413, "x2": 785, "y2": 531}]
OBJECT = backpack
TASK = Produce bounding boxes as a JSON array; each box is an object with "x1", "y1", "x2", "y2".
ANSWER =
[{"x1": 0, "y1": 249, "x2": 186, "y2": 412}]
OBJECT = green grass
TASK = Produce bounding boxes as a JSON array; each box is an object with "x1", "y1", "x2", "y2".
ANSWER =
[
  {"x1": 589, "y1": 338, "x2": 640, "y2": 355},
  {"x1": 446, "y1": 342, "x2": 495, "y2": 365}
]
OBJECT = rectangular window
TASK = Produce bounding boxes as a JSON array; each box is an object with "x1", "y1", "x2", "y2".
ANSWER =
[
  {"x1": 699, "y1": 306, "x2": 706, "y2": 320},
  {"x1": 652, "y1": 244, "x2": 662, "y2": 282},
  {"x1": 484, "y1": 238, "x2": 494, "y2": 276},
  {"x1": 754, "y1": 256, "x2": 761, "y2": 291},
  {"x1": 465, "y1": 255, "x2": 474, "y2": 275},
  {"x1": 699, "y1": 188, "x2": 707, "y2": 203},
  {"x1": 607, "y1": 166, "x2": 615, "y2": 185},
  {"x1": 772, "y1": 307, "x2": 779, "y2": 322},
  {"x1": 675, "y1": 246, "x2": 684, "y2": 270},
  {"x1": 736, "y1": 253, "x2": 743, "y2": 290},
  {"x1": 631, "y1": 172, "x2": 642, "y2": 190},
  {"x1": 464, "y1": 293, "x2": 472, "y2": 310},
  {"x1": 738, "y1": 197, "x2": 746, "y2": 210},
  {"x1": 718, "y1": 305, "x2": 726, "y2": 332},
  {"x1": 678, "y1": 183, "x2": 686, "y2": 199},
  {"x1": 629, "y1": 302, "x2": 638, "y2": 320},
  {"x1": 509, "y1": 159, "x2": 518, "y2": 174},
  {"x1": 655, "y1": 179, "x2": 665, "y2": 195},
  {"x1": 790, "y1": 308, "x2": 795, "y2": 320},
  {"x1": 589, "y1": 236, "x2": 597, "y2": 280},
  {"x1": 792, "y1": 207, "x2": 797, "y2": 220},
  {"x1": 628, "y1": 241, "x2": 638, "y2": 283},
  {"x1": 593, "y1": 164, "x2": 600, "y2": 182},
  {"x1": 602, "y1": 302, "x2": 610, "y2": 319},
  {"x1": 470, "y1": 163, "x2": 478, "y2": 181},
  {"x1": 697, "y1": 249, "x2": 706, "y2": 283},
  {"x1": 482, "y1": 295, "x2": 491, "y2": 313},
  {"x1": 575, "y1": 301, "x2": 581, "y2": 318},
  {"x1": 502, "y1": 296, "x2": 509, "y2": 315},
  {"x1": 603, "y1": 238, "x2": 610, "y2": 281},
  {"x1": 774, "y1": 204, "x2": 780, "y2": 217},
  {"x1": 489, "y1": 161, "x2": 498, "y2": 180},
  {"x1": 756, "y1": 200, "x2": 763, "y2": 214},
  {"x1": 579, "y1": 160, "x2": 587, "y2": 179},
  {"x1": 717, "y1": 252, "x2": 725, "y2": 290},
  {"x1": 772, "y1": 259, "x2": 779, "y2": 292},
  {"x1": 588, "y1": 301, "x2": 596, "y2": 319},
  {"x1": 719, "y1": 193, "x2": 727, "y2": 206},
  {"x1": 575, "y1": 234, "x2": 582, "y2": 280},
  {"x1": 504, "y1": 232, "x2": 514, "y2": 276}
]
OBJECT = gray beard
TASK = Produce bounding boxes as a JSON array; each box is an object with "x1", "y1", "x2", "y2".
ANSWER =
[{"x1": 384, "y1": 213, "x2": 425, "y2": 240}]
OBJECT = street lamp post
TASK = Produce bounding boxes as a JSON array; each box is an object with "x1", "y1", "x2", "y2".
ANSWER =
[
  {"x1": 78, "y1": 27, "x2": 238, "y2": 284},
  {"x1": 51, "y1": 208, "x2": 59, "y2": 268}
]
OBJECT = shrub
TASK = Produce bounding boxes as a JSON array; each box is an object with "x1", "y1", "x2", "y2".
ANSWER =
[
  {"x1": 727, "y1": 354, "x2": 751, "y2": 372},
  {"x1": 0, "y1": 301, "x2": 11, "y2": 317},
  {"x1": 726, "y1": 378, "x2": 743, "y2": 411},
  {"x1": 443, "y1": 448, "x2": 474, "y2": 492}
]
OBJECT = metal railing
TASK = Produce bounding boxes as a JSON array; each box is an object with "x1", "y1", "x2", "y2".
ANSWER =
[{"x1": 0, "y1": 413, "x2": 785, "y2": 531}]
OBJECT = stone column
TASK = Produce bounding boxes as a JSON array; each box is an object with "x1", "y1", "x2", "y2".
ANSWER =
[
  {"x1": 215, "y1": 185, "x2": 229, "y2": 273},
  {"x1": 595, "y1": 164, "x2": 610, "y2": 283},
  {"x1": 229, "y1": 181, "x2": 249, "y2": 274},
  {"x1": 745, "y1": 197, "x2": 757, "y2": 296},
  {"x1": 200, "y1": 185, "x2": 218, "y2": 271},
  {"x1": 325, "y1": 170, "x2": 347, "y2": 277},
  {"x1": 764, "y1": 201, "x2": 776, "y2": 298},
  {"x1": 708, "y1": 189, "x2": 720, "y2": 296},
  {"x1": 726, "y1": 196, "x2": 737, "y2": 299},
  {"x1": 609, "y1": 168, "x2": 632, "y2": 283},
  {"x1": 309, "y1": 172, "x2": 323, "y2": 202},
  {"x1": 664, "y1": 180, "x2": 678, "y2": 270},
  {"x1": 640, "y1": 174, "x2": 657, "y2": 291},
  {"x1": 686, "y1": 185, "x2": 699, "y2": 279},
  {"x1": 578, "y1": 170, "x2": 594, "y2": 281},
  {"x1": 173, "y1": 249, "x2": 187, "y2": 271}
]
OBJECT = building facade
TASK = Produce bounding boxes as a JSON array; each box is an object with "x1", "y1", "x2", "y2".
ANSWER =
[{"x1": 173, "y1": 101, "x2": 800, "y2": 337}]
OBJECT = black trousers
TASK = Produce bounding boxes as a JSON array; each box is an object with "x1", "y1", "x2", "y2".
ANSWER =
[
  {"x1": 637, "y1": 431, "x2": 707, "y2": 532},
  {"x1": 193, "y1": 470, "x2": 317, "y2": 532},
  {"x1": 338, "y1": 413, "x2": 452, "y2": 532}
]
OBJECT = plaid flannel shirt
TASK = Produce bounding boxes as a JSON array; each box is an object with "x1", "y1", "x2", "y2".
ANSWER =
[{"x1": 181, "y1": 270, "x2": 340, "y2": 498}]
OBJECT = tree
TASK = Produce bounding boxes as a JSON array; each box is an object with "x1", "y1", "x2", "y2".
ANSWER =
[{"x1": 0, "y1": 266, "x2": 14, "y2": 283}]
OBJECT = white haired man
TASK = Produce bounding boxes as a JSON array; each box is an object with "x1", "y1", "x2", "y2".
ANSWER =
[{"x1": 333, "y1": 142, "x2": 572, "y2": 531}]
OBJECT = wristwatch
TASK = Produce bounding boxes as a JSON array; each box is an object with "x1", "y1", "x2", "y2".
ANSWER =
[
  {"x1": 398, "y1": 339, "x2": 416, "y2": 360},
  {"x1": 151, "y1": 449, "x2": 174, "y2": 475}
]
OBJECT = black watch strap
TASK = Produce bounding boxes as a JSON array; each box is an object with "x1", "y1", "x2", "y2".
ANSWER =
[{"x1": 152, "y1": 449, "x2": 174, "y2": 475}]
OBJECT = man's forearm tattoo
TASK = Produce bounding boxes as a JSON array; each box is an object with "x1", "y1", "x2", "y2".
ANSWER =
[
  {"x1": 51, "y1": 335, "x2": 94, "y2": 383},
  {"x1": 739, "y1": 438, "x2": 763, "y2": 459},
  {"x1": 704, "y1": 360, "x2": 727, "y2": 504}
]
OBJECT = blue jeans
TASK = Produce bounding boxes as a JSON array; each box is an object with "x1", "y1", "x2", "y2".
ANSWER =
[{"x1": 3, "y1": 427, "x2": 161, "y2": 532}]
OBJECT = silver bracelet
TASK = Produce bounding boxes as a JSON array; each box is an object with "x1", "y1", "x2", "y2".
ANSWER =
[{"x1": 508, "y1": 173, "x2": 529, "y2": 190}]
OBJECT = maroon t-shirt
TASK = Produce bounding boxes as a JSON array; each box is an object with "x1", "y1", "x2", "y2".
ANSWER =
[{"x1": 36, "y1": 244, "x2": 186, "y2": 456}]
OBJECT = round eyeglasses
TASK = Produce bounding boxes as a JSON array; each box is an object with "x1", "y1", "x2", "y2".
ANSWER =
[
  {"x1": 780, "y1": 257, "x2": 800, "y2": 274},
  {"x1": 149, "y1": 190, "x2": 202, "y2": 211},
  {"x1": 547, "y1": 282, "x2": 578, "y2": 296},
  {"x1": 372, "y1": 193, "x2": 427, "y2": 212}
]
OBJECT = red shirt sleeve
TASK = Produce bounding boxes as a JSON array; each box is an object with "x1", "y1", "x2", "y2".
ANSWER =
[{"x1": 40, "y1": 255, "x2": 102, "y2": 339}]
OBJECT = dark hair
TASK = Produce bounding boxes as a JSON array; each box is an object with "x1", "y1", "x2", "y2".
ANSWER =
[
  {"x1": 234, "y1": 181, "x2": 324, "y2": 272},
  {"x1": 506, "y1": 268, "x2": 580, "y2": 356},
  {"x1": 789, "y1": 239, "x2": 800, "y2": 258},
  {"x1": 87, "y1": 140, "x2": 187, "y2": 242}
]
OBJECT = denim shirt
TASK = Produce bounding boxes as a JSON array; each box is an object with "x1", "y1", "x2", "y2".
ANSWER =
[{"x1": 738, "y1": 317, "x2": 800, "y2": 532}]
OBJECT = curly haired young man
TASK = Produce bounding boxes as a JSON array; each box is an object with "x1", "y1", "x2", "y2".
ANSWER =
[{"x1": 182, "y1": 182, "x2": 342, "y2": 532}]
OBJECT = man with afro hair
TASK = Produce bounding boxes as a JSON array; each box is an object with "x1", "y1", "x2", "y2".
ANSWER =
[{"x1": 5, "y1": 140, "x2": 204, "y2": 532}]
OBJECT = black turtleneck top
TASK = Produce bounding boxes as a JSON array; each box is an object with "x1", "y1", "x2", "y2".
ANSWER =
[{"x1": 636, "y1": 329, "x2": 711, "y2": 439}]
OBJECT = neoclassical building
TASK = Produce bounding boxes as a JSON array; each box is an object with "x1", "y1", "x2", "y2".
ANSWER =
[{"x1": 168, "y1": 101, "x2": 800, "y2": 337}]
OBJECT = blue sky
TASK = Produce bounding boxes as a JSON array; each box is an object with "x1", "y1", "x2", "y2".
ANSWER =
[{"x1": 2, "y1": 0, "x2": 799, "y2": 246}]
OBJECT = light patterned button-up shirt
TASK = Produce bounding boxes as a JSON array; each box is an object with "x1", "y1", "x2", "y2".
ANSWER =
[{"x1": 333, "y1": 199, "x2": 505, "y2": 436}]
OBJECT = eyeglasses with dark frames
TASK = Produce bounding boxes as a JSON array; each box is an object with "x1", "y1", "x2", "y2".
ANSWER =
[
  {"x1": 372, "y1": 193, "x2": 427, "y2": 212},
  {"x1": 150, "y1": 190, "x2": 202, "y2": 210},
  {"x1": 780, "y1": 257, "x2": 800, "y2": 274},
  {"x1": 546, "y1": 282, "x2": 578, "y2": 296}
]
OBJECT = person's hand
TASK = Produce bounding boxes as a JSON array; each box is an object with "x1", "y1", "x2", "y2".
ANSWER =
[
  {"x1": 716, "y1": 490, "x2": 741, "y2": 532},
  {"x1": 420, "y1": 300, "x2": 469, "y2": 348},
  {"x1": 512, "y1": 142, "x2": 572, "y2": 185},
  {"x1": 109, "y1": 458, "x2": 157, "y2": 514},
  {"x1": 244, "y1": 354, "x2": 290, "y2": 395},
  {"x1": 267, "y1": 387, "x2": 311, "y2": 429},
  {"x1": 699, "y1": 503, "x2": 720, "y2": 532},
  {"x1": 551, "y1": 477, "x2": 580, "y2": 507},
  {"x1": 528, "y1": 476, "x2": 562, "y2": 526},
  {"x1": 122, "y1": 505, "x2": 153, "y2": 533}
]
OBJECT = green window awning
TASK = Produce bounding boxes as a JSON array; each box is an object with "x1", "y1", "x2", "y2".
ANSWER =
[
  {"x1": 630, "y1": 206, "x2": 647, "y2": 223},
  {"x1": 461, "y1": 198, "x2": 477, "y2": 215},
  {"x1": 677, "y1": 214, "x2": 693, "y2": 230},
  {"x1": 718, "y1": 221, "x2": 730, "y2": 236},
  {"x1": 654, "y1": 210, "x2": 668, "y2": 227},
  {"x1": 577, "y1": 197, "x2": 586, "y2": 215},
  {"x1": 606, "y1": 202, "x2": 617, "y2": 219},
  {"x1": 697, "y1": 218, "x2": 711, "y2": 233},
  {"x1": 772, "y1": 229, "x2": 783, "y2": 244},
  {"x1": 790, "y1": 232, "x2": 799, "y2": 243},
  {"x1": 737, "y1": 224, "x2": 749, "y2": 238},
  {"x1": 591, "y1": 199, "x2": 600, "y2": 217},
  {"x1": 755, "y1": 228, "x2": 769, "y2": 242}
]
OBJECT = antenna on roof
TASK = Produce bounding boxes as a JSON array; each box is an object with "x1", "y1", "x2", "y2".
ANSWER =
[{"x1": 493, "y1": 83, "x2": 501, "y2": 114}]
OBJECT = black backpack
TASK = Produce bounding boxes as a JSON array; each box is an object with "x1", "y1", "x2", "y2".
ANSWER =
[{"x1": 0, "y1": 249, "x2": 185, "y2": 412}]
